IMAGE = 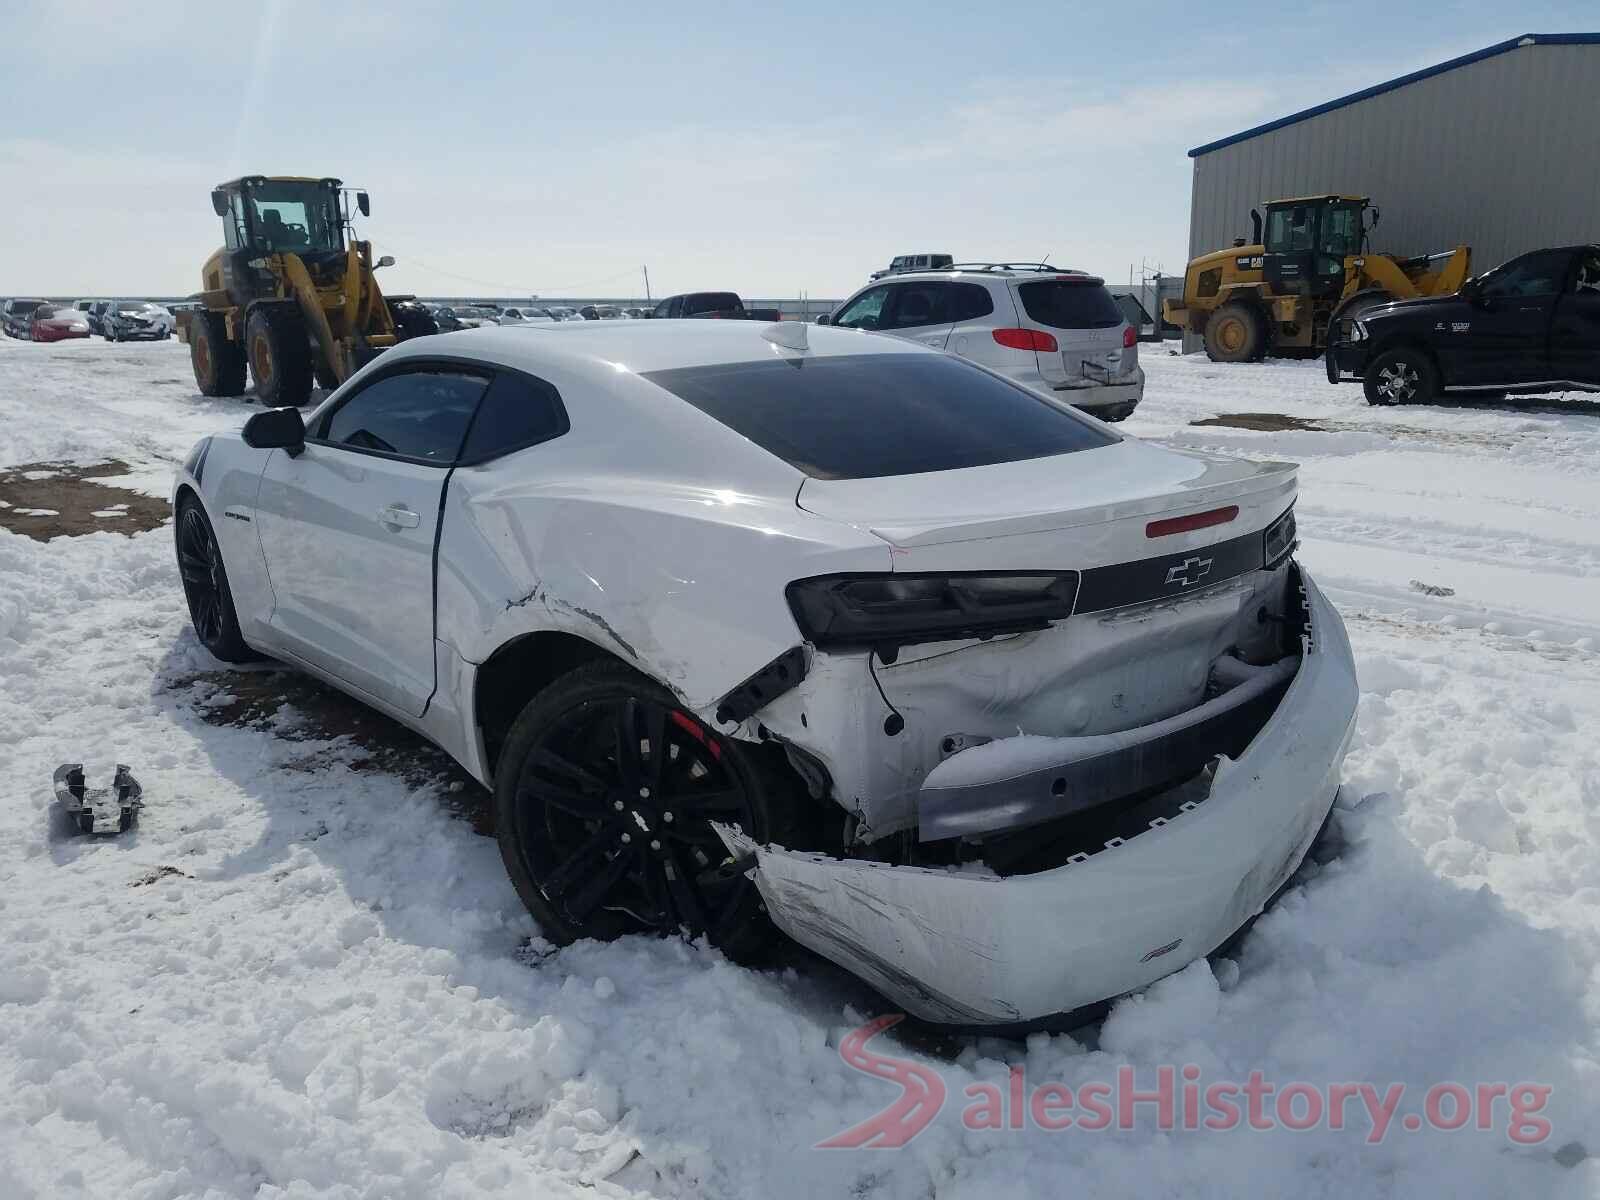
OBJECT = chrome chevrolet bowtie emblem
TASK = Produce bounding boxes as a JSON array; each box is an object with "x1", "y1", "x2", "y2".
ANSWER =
[{"x1": 1165, "y1": 556, "x2": 1214, "y2": 588}]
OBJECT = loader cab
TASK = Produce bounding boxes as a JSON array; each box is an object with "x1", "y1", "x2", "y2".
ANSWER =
[{"x1": 1261, "y1": 195, "x2": 1367, "y2": 298}]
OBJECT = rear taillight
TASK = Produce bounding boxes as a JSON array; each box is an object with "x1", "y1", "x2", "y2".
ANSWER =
[
  {"x1": 992, "y1": 328, "x2": 1058, "y2": 352},
  {"x1": 787, "y1": 571, "x2": 1079, "y2": 653},
  {"x1": 1122, "y1": 325, "x2": 1136, "y2": 348},
  {"x1": 1264, "y1": 505, "x2": 1298, "y2": 565}
]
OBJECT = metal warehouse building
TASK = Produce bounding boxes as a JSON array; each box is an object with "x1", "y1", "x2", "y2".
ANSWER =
[{"x1": 1185, "y1": 33, "x2": 1600, "y2": 279}]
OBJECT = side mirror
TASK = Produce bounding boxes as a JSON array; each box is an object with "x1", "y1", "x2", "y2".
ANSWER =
[
  {"x1": 211, "y1": 189, "x2": 229, "y2": 217},
  {"x1": 374, "y1": 255, "x2": 395, "y2": 269},
  {"x1": 814, "y1": 313, "x2": 830, "y2": 325},
  {"x1": 356, "y1": 191, "x2": 371, "y2": 217},
  {"x1": 242, "y1": 407, "x2": 306, "y2": 455}
]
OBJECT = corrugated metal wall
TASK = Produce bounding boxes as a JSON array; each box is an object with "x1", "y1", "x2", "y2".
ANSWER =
[{"x1": 1188, "y1": 43, "x2": 1600, "y2": 274}]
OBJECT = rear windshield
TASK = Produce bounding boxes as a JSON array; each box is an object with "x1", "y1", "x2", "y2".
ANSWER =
[
  {"x1": 1016, "y1": 280, "x2": 1123, "y2": 330},
  {"x1": 684, "y1": 293, "x2": 743, "y2": 315},
  {"x1": 642, "y1": 352, "x2": 1115, "y2": 480}
]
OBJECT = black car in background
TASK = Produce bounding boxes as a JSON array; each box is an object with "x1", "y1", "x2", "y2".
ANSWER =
[
  {"x1": 3, "y1": 297, "x2": 48, "y2": 339},
  {"x1": 1329, "y1": 244, "x2": 1600, "y2": 405}
]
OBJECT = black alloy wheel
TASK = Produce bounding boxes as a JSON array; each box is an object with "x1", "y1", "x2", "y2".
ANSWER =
[
  {"x1": 174, "y1": 498, "x2": 255, "y2": 662},
  {"x1": 496, "y1": 663, "x2": 777, "y2": 955}
]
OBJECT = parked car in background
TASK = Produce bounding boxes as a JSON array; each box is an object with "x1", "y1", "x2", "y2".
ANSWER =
[
  {"x1": 544, "y1": 307, "x2": 585, "y2": 322},
  {"x1": 449, "y1": 306, "x2": 501, "y2": 330},
  {"x1": 579, "y1": 304, "x2": 624, "y2": 321},
  {"x1": 429, "y1": 306, "x2": 466, "y2": 332},
  {"x1": 383, "y1": 296, "x2": 440, "y2": 340},
  {"x1": 497, "y1": 307, "x2": 543, "y2": 324},
  {"x1": 86, "y1": 300, "x2": 112, "y2": 335},
  {"x1": 103, "y1": 301, "x2": 174, "y2": 341},
  {"x1": 1327, "y1": 244, "x2": 1600, "y2": 405},
  {"x1": 172, "y1": 318, "x2": 1348, "y2": 1030},
  {"x1": 4, "y1": 297, "x2": 48, "y2": 339},
  {"x1": 30, "y1": 305, "x2": 92, "y2": 343},
  {"x1": 824, "y1": 264, "x2": 1145, "y2": 421},
  {"x1": 650, "y1": 293, "x2": 783, "y2": 322},
  {"x1": 870, "y1": 252, "x2": 954, "y2": 280}
]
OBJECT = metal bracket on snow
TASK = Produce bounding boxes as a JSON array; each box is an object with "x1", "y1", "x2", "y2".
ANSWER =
[{"x1": 53, "y1": 763, "x2": 144, "y2": 835}]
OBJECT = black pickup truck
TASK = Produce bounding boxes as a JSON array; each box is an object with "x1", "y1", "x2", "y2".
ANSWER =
[
  {"x1": 648, "y1": 292, "x2": 781, "y2": 322},
  {"x1": 1328, "y1": 244, "x2": 1600, "y2": 405}
]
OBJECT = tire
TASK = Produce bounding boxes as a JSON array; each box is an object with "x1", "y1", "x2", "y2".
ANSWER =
[
  {"x1": 313, "y1": 352, "x2": 342, "y2": 390},
  {"x1": 174, "y1": 496, "x2": 258, "y2": 664},
  {"x1": 1364, "y1": 347, "x2": 1437, "y2": 406},
  {"x1": 190, "y1": 311, "x2": 246, "y2": 397},
  {"x1": 246, "y1": 305, "x2": 315, "y2": 407},
  {"x1": 1203, "y1": 302, "x2": 1265, "y2": 362},
  {"x1": 494, "y1": 660, "x2": 792, "y2": 960}
]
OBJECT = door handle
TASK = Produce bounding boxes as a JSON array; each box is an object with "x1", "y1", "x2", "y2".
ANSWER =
[{"x1": 377, "y1": 504, "x2": 421, "y2": 529}]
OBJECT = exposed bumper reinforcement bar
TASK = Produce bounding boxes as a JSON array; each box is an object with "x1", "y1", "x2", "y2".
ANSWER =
[{"x1": 917, "y1": 655, "x2": 1298, "y2": 842}]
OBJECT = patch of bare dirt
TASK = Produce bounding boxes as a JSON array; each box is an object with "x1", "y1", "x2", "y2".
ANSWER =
[
  {"x1": 1190, "y1": 413, "x2": 1329, "y2": 433},
  {"x1": 174, "y1": 668, "x2": 491, "y2": 833},
  {"x1": 0, "y1": 459, "x2": 170, "y2": 541}
]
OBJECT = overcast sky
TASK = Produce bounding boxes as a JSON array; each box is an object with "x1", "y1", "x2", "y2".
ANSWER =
[{"x1": 2, "y1": 1, "x2": 1594, "y2": 300}]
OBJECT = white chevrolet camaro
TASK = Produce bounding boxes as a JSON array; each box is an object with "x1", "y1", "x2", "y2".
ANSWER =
[{"x1": 173, "y1": 319, "x2": 1358, "y2": 1029}]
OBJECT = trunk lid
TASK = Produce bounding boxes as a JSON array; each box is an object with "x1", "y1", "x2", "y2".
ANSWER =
[{"x1": 796, "y1": 439, "x2": 1295, "y2": 573}]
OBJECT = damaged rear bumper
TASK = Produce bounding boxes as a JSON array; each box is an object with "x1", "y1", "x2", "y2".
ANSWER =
[{"x1": 717, "y1": 569, "x2": 1357, "y2": 1027}]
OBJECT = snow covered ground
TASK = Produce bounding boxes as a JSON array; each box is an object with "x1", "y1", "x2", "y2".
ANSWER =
[{"x1": 2, "y1": 334, "x2": 1597, "y2": 1198}]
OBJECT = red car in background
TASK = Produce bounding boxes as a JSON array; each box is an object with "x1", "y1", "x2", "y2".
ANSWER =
[{"x1": 29, "y1": 305, "x2": 92, "y2": 343}]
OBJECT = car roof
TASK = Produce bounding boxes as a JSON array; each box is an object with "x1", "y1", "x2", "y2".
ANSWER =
[
  {"x1": 386, "y1": 317, "x2": 931, "y2": 377},
  {"x1": 855, "y1": 266, "x2": 1105, "y2": 286}
]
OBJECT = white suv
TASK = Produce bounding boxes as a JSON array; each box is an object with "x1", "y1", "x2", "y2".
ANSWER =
[{"x1": 825, "y1": 264, "x2": 1144, "y2": 420}]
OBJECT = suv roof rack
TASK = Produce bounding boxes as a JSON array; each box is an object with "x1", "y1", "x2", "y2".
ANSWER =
[{"x1": 942, "y1": 262, "x2": 1090, "y2": 276}]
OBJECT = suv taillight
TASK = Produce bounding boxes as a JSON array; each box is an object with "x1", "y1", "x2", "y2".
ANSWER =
[
  {"x1": 1122, "y1": 325, "x2": 1137, "y2": 348},
  {"x1": 993, "y1": 328, "x2": 1058, "y2": 352}
]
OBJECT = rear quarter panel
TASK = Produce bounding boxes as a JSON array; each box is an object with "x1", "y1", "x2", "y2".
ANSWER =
[{"x1": 436, "y1": 465, "x2": 891, "y2": 716}]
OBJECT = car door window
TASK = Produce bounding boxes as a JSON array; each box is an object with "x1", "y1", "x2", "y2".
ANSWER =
[
  {"x1": 882, "y1": 282, "x2": 946, "y2": 330},
  {"x1": 1479, "y1": 251, "x2": 1574, "y2": 299},
  {"x1": 946, "y1": 282, "x2": 995, "y2": 323},
  {"x1": 1570, "y1": 249, "x2": 1600, "y2": 295},
  {"x1": 833, "y1": 285, "x2": 893, "y2": 330},
  {"x1": 321, "y1": 368, "x2": 489, "y2": 462},
  {"x1": 458, "y1": 370, "x2": 569, "y2": 463}
]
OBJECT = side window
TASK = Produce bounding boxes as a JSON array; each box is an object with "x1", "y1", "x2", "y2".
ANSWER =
[
  {"x1": 653, "y1": 300, "x2": 671, "y2": 318},
  {"x1": 946, "y1": 282, "x2": 995, "y2": 323},
  {"x1": 882, "y1": 282, "x2": 946, "y2": 330},
  {"x1": 458, "y1": 371, "x2": 569, "y2": 463},
  {"x1": 321, "y1": 369, "x2": 489, "y2": 462},
  {"x1": 1265, "y1": 205, "x2": 1314, "y2": 253},
  {"x1": 1569, "y1": 249, "x2": 1600, "y2": 294},
  {"x1": 1480, "y1": 251, "x2": 1574, "y2": 300},
  {"x1": 833, "y1": 285, "x2": 893, "y2": 330}
]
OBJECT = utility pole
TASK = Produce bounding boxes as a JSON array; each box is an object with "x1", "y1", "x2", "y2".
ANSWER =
[{"x1": 643, "y1": 265, "x2": 651, "y2": 302}]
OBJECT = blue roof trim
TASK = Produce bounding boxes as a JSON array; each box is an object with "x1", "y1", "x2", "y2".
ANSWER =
[{"x1": 1189, "y1": 32, "x2": 1600, "y2": 158}]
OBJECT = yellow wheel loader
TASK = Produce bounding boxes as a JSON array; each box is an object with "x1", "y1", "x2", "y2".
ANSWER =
[
  {"x1": 176, "y1": 176, "x2": 437, "y2": 406},
  {"x1": 1163, "y1": 195, "x2": 1471, "y2": 362}
]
